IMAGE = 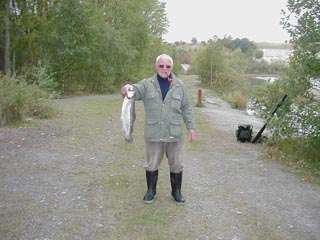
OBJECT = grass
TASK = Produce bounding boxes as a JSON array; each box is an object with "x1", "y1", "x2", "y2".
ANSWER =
[
  {"x1": 265, "y1": 137, "x2": 320, "y2": 185},
  {"x1": 180, "y1": 75, "x2": 218, "y2": 152},
  {"x1": 59, "y1": 96, "x2": 189, "y2": 239},
  {"x1": 0, "y1": 74, "x2": 55, "y2": 127},
  {"x1": 110, "y1": 207, "x2": 176, "y2": 240},
  {"x1": 3, "y1": 75, "x2": 318, "y2": 239},
  {"x1": 49, "y1": 94, "x2": 188, "y2": 239},
  {"x1": 185, "y1": 107, "x2": 216, "y2": 152},
  {"x1": 223, "y1": 91, "x2": 248, "y2": 109}
]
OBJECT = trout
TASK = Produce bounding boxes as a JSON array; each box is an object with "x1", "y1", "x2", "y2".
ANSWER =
[{"x1": 121, "y1": 88, "x2": 135, "y2": 143}]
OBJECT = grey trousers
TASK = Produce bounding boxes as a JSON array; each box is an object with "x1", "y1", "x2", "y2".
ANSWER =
[{"x1": 144, "y1": 141, "x2": 183, "y2": 173}]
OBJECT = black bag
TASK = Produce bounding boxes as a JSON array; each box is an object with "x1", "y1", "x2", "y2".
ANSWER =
[{"x1": 236, "y1": 124, "x2": 253, "y2": 142}]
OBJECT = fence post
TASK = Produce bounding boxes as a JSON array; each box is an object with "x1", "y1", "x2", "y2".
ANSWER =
[{"x1": 196, "y1": 89, "x2": 204, "y2": 107}]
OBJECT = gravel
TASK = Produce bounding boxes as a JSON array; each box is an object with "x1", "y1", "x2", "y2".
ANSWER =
[{"x1": 0, "y1": 76, "x2": 319, "y2": 240}]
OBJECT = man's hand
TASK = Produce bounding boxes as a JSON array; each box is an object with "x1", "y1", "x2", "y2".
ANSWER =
[
  {"x1": 120, "y1": 84, "x2": 133, "y2": 98},
  {"x1": 187, "y1": 129, "x2": 197, "y2": 142}
]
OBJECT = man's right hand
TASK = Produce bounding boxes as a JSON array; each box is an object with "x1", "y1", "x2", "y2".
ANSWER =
[{"x1": 120, "y1": 84, "x2": 133, "y2": 98}]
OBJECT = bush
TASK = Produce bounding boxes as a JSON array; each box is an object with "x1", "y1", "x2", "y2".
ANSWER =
[
  {"x1": 251, "y1": 75, "x2": 320, "y2": 181},
  {"x1": 0, "y1": 74, "x2": 53, "y2": 127},
  {"x1": 23, "y1": 64, "x2": 59, "y2": 95},
  {"x1": 223, "y1": 91, "x2": 247, "y2": 109},
  {"x1": 267, "y1": 136, "x2": 320, "y2": 181}
]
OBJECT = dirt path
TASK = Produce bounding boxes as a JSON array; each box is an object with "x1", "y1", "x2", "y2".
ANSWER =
[{"x1": 0, "y1": 75, "x2": 319, "y2": 240}]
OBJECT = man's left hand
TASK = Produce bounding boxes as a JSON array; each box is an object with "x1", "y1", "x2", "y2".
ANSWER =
[{"x1": 187, "y1": 129, "x2": 197, "y2": 142}]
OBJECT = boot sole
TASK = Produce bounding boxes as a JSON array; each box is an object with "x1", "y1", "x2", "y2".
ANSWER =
[
  {"x1": 143, "y1": 195, "x2": 156, "y2": 204},
  {"x1": 171, "y1": 195, "x2": 185, "y2": 205},
  {"x1": 144, "y1": 199, "x2": 154, "y2": 204}
]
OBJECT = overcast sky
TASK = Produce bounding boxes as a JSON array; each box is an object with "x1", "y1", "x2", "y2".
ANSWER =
[{"x1": 163, "y1": 0, "x2": 290, "y2": 43}]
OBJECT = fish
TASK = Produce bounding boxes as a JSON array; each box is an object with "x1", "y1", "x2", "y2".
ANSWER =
[{"x1": 121, "y1": 87, "x2": 135, "y2": 143}]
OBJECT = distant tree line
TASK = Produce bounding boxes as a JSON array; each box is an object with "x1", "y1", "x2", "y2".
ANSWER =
[{"x1": 193, "y1": 36, "x2": 262, "y2": 91}]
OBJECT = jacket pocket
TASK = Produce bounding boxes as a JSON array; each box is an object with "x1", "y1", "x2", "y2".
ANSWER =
[
  {"x1": 171, "y1": 93, "x2": 182, "y2": 112},
  {"x1": 145, "y1": 91, "x2": 160, "y2": 112},
  {"x1": 169, "y1": 118, "x2": 182, "y2": 137},
  {"x1": 145, "y1": 119, "x2": 159, "y2": 139}
]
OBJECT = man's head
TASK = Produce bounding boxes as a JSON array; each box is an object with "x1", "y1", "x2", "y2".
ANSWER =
[{"x1": 155, "y1": 54, "x2": 173, "y2": 78}]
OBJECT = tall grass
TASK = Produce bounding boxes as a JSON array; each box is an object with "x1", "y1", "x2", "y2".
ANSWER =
[
  {"x1": 0, "y1": 74, "x2": 54, "y2": 127},
  {"x1": 267, "y1": 136, "x2": 320, "y2": 183}
]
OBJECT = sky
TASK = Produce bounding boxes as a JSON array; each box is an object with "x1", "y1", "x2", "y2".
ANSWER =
[{"x1": 163, "y1": 0, "x2": 290, "y2": 43}]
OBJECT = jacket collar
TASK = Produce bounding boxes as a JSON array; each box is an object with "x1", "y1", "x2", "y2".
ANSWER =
[{"x1": 151, "y1": 73, "x2": 178, "y2": 88}]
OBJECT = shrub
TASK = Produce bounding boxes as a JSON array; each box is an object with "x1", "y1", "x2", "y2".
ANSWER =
[
  {"x1": 251, "y1": 76, "x2": 320, "y2": 181},
  {"x1": 23, "y1": 64, "x2": 59, "y2": 95},
  {"x1": 267, "y1": 136, "x2": 320, "y2": 181},
  {"x1": 223, "y1": 91, "x2": 247, "y2": 109},
  {"x1": 0, "y1": 74, "x2": 53, "y2": 126}
]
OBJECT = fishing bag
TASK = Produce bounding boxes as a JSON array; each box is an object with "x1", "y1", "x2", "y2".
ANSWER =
[{"x1": 236, "y1": 124, "x2": 253, "y2": 142}]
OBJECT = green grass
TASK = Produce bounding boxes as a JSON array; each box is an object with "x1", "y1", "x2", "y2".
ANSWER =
[
  {"x1": 185, "y1": 108, "x2": 216, "y2": 152},
  {"x1": 0, "y1": 74, "x2": 55, "y2": 127},
  {"x1": 52, "y1": 95, "x2": 186, "y2": 239},
  {"x1": 266, "y1": 137, "x2": 320, "y2": 185}
]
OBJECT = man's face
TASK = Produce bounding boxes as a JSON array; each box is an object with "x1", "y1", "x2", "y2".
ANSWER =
[{"x1": 155, "y1": 58, "x2": 173, "y2": 78}]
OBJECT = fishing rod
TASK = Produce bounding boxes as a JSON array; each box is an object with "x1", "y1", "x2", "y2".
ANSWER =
[{"x1": 251, "y1": 94, "x2": 288, "y2": 143}]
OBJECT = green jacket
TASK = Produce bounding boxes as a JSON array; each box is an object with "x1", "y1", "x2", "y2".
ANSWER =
[{"x1": 133, "y1": 74, "x2": 194, "y2": 142}]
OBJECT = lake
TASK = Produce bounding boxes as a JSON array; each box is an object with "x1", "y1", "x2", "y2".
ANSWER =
[{"x1": 262, "y1": 48, "x2": 292, "y2": 63}]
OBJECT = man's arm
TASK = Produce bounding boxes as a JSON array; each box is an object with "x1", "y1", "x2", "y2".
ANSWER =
[
  {"x1": 132, "y1": 80, "x2": 145, "y2": 100},
  {"x1": 181, "y1": 85, "x2": 197, "y2": 142},
  {"x1": 120, "y1": 79, "x2": 146, "y2": 100}
]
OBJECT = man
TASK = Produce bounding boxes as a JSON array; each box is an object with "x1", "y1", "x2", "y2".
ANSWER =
[{"x1": 121, "y1": 54, "x2": 196, "y2": 204}]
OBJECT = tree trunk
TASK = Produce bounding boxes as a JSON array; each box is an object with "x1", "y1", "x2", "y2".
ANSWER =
[
  {"x1": 4, "y1": 0, "x2": 11, "y2": 76},
  {"x1": 210, "y1": 59, "x2": 213, "y2": 88},
  {"x1": 12, "y1": 50, "x2": 16, "y2": 77}
]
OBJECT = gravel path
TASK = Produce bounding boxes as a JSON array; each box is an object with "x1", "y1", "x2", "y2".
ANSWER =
[
  {"x1": 181, "y1": 76, "x2": 320, "y2": 240},
  {"x1": 0, "y1": 76, "x2": 319, "y2": 240}
]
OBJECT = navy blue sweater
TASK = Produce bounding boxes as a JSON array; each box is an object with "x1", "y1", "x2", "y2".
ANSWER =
[{"x1": 157, "y1": 74, "x2": 171, "y2": 101}]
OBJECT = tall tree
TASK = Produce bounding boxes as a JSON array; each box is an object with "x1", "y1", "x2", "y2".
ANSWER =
[
  {"x1": 1, "y1": 0, "x2": 169, "y2": 93},
  {"x1": 191, "y1": 37, "x2": 197, "y2": 45},
  {"x1": 253, "y1": 0, "x2": 320, "y2": 148},
  {"x1": 4, "y1": 0, "x2": 11, "y2": 75},
  {"x1": 281, "y1": 0, "x2": 320, "y2": 95}
]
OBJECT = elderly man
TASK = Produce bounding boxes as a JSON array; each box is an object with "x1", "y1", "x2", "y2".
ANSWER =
[{"x1": 121, "y1": 54, "x2": 196, "y2": 204}]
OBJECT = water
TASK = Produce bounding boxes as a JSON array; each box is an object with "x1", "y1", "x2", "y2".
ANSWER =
[
  {"x1": 262, "y1": 48, "x2": 292, "y2": 63},
  {"x1": 254, "y1": 76, "x2": 279, "y2": 83}
]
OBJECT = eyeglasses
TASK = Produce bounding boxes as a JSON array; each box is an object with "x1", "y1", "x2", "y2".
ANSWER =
[{"x1": 158, "y1": 64, "x2": 172, "y2": 69}]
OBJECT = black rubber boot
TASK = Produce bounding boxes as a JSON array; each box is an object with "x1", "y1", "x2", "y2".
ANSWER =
[
  {"x1": 143, "y1": 170, "x2": 158, "y2": 203},
  {"x1": 170, "y1": 172, "x2": 185, "y2": 204}
]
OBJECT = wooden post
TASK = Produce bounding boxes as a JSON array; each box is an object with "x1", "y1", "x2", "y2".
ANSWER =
[{"x1": 196, "y1": 89, "x2": 204, "y2": 107}]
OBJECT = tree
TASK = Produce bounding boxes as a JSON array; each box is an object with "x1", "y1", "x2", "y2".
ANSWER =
[
  {"x1": 194, "y1": 39, "x2": 244, "y2": 91},
  {"x1": 4, "y1": 0, "x2": 11, "y2": 75},
  {"x1": 281, "y1": 0, "x2": 320, "y2": 87},
  {"x1": 0, "y1": 0, "x2": 169, "y2": 93},
  {"x1": 222, "y1": 37, "x2": 258, "y2": 57},
  {"x1": 255, "y1": 49, "x2": 264, "y2": 59},
  {"x1": 251, "y1": 0, "x2": 320, "y2": 167},
  {"x1": 143, "y1": 0, "x2": 168, "y2": 38}
]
